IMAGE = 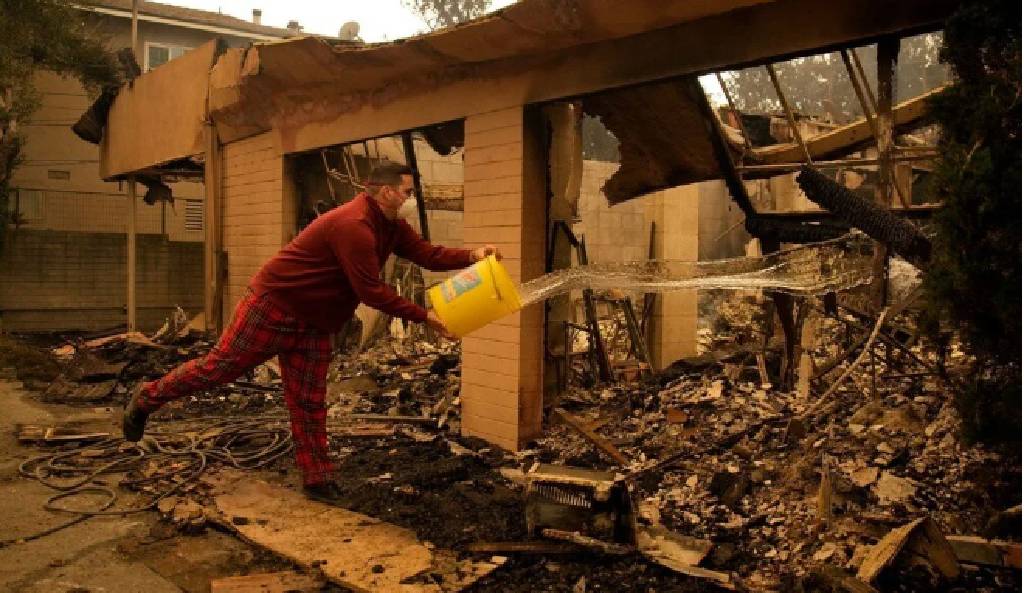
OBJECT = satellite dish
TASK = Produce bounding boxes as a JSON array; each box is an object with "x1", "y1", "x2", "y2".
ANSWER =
[{"x1": 339, "y1": 21, "x2": 361, "y2": 41}]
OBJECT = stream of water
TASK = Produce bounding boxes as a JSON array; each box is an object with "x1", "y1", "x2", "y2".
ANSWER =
[{"x1": 516, "y1": 233, "x2": 877, "y2": 306}]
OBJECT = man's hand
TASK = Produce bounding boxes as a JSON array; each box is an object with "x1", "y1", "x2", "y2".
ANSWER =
[
  {"x1": 425, "y1": 311, "x2": 456, "y2": 340},
  {"x1": 472, "y1": 245, "x2": 502, "y2": 262}
]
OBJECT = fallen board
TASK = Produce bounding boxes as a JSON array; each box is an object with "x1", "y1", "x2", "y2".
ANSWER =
[
  {"x1": 552, "y1": 408, "x2": 630, "y2": 466},
  {"x1": 465, "y1": 541, "x2": 579, "y2": 554},
  {"x1": 327, "y1": 424, "x2": 396, "y2": 439},
  {"x1": 749, "y1": 86, "x2": 945, "y2": 165},
  {"x1": 210, "y1": 571, "x2": 324, "y2": 593},
  {"x1": 635, "y1": 524, "x2": 733, "y2": 589},
  {"x1": 857, "y1": 517, "x2": 960, "y2": 583},
  {"x1": 946, "y1": 536, "x2": 1022, "y2": 569},
  {"x1": 16, "y1": 424, "x2": 110, "y2": 444},
  {"x1": 208, "y1": 471, "x2": 503, "y2": 592}
]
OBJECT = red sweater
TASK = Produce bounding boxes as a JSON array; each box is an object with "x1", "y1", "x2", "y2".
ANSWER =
[{"x1": 250, "y1": 193, "x2": 475, "y2": 332}]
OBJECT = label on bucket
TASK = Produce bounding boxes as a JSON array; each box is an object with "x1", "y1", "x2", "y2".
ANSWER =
[{"x1": 440, "y1": 268, "x2": 483, "y2": 303}]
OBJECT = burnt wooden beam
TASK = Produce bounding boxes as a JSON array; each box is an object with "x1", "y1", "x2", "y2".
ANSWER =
[
  {"x1": 553, "y1": 408, "x2": 630, "y2": 466},
  {"x1": 400, "y1": 131, "x2": 430, "y2": 242}
]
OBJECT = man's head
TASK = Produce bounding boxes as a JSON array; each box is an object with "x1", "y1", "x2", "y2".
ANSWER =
[{"x1": 366, "y1": 162, "x2": 414, "y2": 219}]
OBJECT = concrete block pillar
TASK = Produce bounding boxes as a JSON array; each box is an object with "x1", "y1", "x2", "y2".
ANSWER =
[
  {"x1": 460, "y1": 106, "x2": 545, "y2": 450},
  {"x1": 221, "y1": 132, "x2": 290, "y2": 315},
  {"x1": 644, "y1": 185, "x2": 700, "y2": 368}
]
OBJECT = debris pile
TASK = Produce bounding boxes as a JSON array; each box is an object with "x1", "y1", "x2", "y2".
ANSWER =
[
  {"x1": 329, "y1": 338, "x2": 462, "y2": 430},
  {"x1": 697, "y1": 291, "x2": 772, "y2": 354},
  {"x1": 529, "y1": 303, "x2": 1021, "y2": 591},
  {"x1": 32, "y1": 316, "x2": 291, "y2": 417},
  {"x1": 3, "y1": 296, "x2": 1018, "y2": 592},
  {"x1": 0, "y1": 334, "x2": 63, "y2": 385}
]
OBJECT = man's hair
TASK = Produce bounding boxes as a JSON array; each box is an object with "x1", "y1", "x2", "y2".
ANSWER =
[{"x1": 366, "y1": 162, "x2": 413, "y2": 194}]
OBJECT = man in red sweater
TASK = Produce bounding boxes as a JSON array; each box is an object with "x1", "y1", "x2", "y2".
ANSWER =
[{"x1": 122, "y1": 162, "x2": 498, "y2": 500}]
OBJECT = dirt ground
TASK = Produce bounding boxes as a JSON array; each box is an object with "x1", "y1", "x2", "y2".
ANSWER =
[
  {"x1": 330, "y1": 438, "x2": 526, "y2": 549},
  {"x1": 325, "y1": 439, "x2": 715, "y2": 592}
]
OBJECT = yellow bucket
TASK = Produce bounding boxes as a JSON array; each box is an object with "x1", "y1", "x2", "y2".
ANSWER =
[{"x1": 428, "y1": 255, "x2": 522, "y2": 337}]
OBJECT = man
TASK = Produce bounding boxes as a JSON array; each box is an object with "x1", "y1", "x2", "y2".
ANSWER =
[{"x1": 122, "y1": 162, "x2": 499, "y2": 500}]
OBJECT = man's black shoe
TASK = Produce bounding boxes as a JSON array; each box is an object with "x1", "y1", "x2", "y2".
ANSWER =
[
  {"x1": 303, "y1": 482, "x2": 346, "y2": 504},
  {"x1": 122, "y1": 383, "x2": 150, "y2": 442}
]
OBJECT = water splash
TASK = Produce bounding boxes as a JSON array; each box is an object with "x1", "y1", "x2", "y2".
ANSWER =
[{"x1": 517, "y1": 234, "x2": 875, "y2": 307}]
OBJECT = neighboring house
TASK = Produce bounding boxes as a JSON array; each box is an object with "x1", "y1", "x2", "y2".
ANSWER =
[{"x1": 1, "y1": 1, "x2": 296, "y2": 332}]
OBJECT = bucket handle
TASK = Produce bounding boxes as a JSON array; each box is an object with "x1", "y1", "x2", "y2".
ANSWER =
[{"x1": 485, "y1": 256, "x2": 503, "y2": 301}]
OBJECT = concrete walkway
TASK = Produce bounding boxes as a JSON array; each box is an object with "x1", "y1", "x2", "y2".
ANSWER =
[
  {"x1": 0, "y1": 378, "x2": 296, "y2": 593},
  {"x1": 0, "y1": 378, "x2": 182, "y2": 592}
]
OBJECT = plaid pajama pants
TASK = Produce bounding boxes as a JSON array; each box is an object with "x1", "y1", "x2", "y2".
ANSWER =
[{"x1": 138, "y1": 291, "x2": 334, "y2": 486}]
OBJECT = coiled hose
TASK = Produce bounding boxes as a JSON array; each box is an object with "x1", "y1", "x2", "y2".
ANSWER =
[{"x1": 2, "y1": 414, "x2": 296, "y2": 547}]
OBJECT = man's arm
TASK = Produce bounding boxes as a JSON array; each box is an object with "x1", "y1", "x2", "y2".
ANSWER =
[
  {"x1": 330, "y1": 220, "x2": 428, "y2": 322},
  {"x1": 393, "y1": 221, "x2": 477, "y2": 272}
]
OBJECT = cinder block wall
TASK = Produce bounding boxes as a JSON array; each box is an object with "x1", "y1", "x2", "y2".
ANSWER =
[
  {"x1": 460, "y1": 106, "x2": 545, "y2": 450},
  {"x1": 0, "y1": 229, "x2": 202, "y2": 332},
  {"x1": 697, "y1": 180, "x2": 751, "y2": 261},
  {"x1": 221, "y1": 132, "x2": 288, "y2": 314},
  {"x1": 644, "y1": 186, "x2": 700, "y2": 367},
  {"x1": 405, "y1": 209, "x2": 466, "y2": 287},
  {"x1": 574, "y1": 161, "x2": 650, "y2": 264}
]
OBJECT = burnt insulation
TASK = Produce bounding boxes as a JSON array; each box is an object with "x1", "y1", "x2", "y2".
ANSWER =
[{"x1": 796, "y1": 165, "x2": 931, "y2": 267}]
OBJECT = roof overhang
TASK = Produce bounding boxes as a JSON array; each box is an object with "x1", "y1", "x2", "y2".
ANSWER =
[{"x1": 75, "y1": 3, "x2": 286, "y2": 41}]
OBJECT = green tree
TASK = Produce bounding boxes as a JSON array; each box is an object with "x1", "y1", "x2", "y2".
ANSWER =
[
  {"x1": 0, "y1": 0, "x2": 119, "y2": 245},
  {"x1": 923, "y1": 0, "x2": 1021, "y2": 444},
  {"x1": 402, "y1": 0, "x2": 493, "y2": 30}
]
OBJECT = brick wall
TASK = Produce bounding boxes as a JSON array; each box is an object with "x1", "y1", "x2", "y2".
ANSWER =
[
  {"x1": 416, "y1": 158, "x2": 744, "y2": 372},
  {"x1": 0, "y1": 229, "x2": 202, "y2": 332},
  {"x1": 221, "y1": 132, "x2": 288, "y2": 313},
  {"x1": 411, "y1": 159, "x2": 646, "y2": 287},
  {"x1": 460, "y1": 107, "x2": 545, "y2": 451}
]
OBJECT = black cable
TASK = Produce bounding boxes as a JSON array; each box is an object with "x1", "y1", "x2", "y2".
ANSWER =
[{"x1": 4, "y1": 416, "x2": 298, "y2": 547}]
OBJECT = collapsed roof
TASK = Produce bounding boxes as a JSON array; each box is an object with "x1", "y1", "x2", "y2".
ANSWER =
[{"x1": 90, "y1": 0, "x2": 955, "y2": 206}]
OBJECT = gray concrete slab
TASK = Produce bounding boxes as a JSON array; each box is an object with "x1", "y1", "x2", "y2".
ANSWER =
[{"x1": 0, "y1": 378, "x2": 320, "y2": 593}]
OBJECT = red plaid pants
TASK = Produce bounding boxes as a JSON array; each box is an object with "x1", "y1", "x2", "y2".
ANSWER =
[{"x1": 138, "y1": 291, "x2": 334, "y2": 486}]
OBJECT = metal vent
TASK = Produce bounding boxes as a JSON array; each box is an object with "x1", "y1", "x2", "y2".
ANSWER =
[
  {"x1": 533, "y1": 483, "x2": 594, "y2": 508},
  {"x1": 184, "y1": 200, "x2": 203, "y2": 232}
]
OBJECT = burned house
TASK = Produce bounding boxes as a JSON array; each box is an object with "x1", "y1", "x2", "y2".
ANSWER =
[
  {"x1": 3, "y1": 0, "x2": 1021, "y2": 591},
  {"x1": 90, "y1": 0, "x2": 954, "y2": 452}
]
